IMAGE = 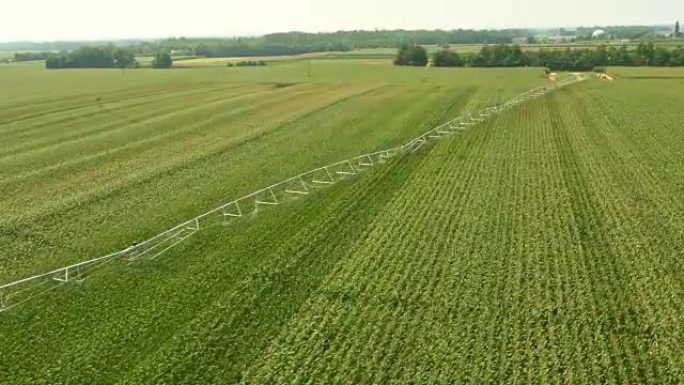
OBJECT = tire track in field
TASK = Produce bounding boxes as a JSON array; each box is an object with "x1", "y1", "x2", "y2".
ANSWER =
[
  {"x1": 0, "y1": 84, "x2": 389, "y2": 281},
  {"x1": 0, "y1": 83, "x2": 261, "y2": 155},
  {"x1": 0, "y1": 83, "x2": 316, "y2": 182},
  {"x1": 583, "y1": 93, "x2": 684, "y2": 275},
  {"x1": 258, "y1": 96, "x2": 524, "y2": 382},
  {"x1": 569, "y1": 89, "x2": 683, "y2": 288},
  {"x1": 242, "y1": 84, "x2": 680, "y2": 383},
  {"x1": 1, "y1": 163, "x2": 401, "y2": 384},
  {"x1": 532, "y1": 97, "x2": 601, "y2": 383},
  {"x1": 257, "y1": 90, "x2": 500, "y2": 381},
  {"x1": 0, "y1": 83, "x2": 357, "y2": 200},
  {"x1": 117, "y1": 155, "x2": 422, "y2": 385},
  {"x1": 565, "y1": 89, "x2": 683, "y2": 381},
  {"x1": 548, "y1": 92, "x2": 629, "y2": 384},
  {"x1": 548, "y1": 89, "x2": 673, "y2": 384},
  {"x1": 0, "y1": 82, "x2": 302, "y2": 158},
  {"x1": 578, "y1": 91, "x2": 684, "y2": 276},
  {"x1": 0, "y1": 82, "x2": 232, "y2": 128},
  {"x1": 538, "y1": 98, "x2": 595, "y2": 383},
  {"x1": 243, "y1": 95, "x2": 521, "y2": 383}
]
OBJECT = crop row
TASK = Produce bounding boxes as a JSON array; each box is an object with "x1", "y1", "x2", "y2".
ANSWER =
[
  {"x1": 240, "y1": 82, "x2": 682, "y2": 384},
  {"x1": 0, "y1": 79, "x2": 552, "y2": 315},
  {"x1": 1, "y1": 76, "x2": 502, "y2": 283}
]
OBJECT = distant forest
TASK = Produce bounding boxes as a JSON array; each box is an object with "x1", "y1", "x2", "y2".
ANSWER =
[
  {"x1": 420, "y1": 42, "x2": 684, "y2": 70},
  {"x1": 137, "y1": 30, "x2": 529, "y2": 57},
  {"x1": 4, "y1": 24, "x2": 679, "y2": 62},
  {"x1": 45, "y1": 45, "x2": 136, "y2": 69},
  {"x1": 130, "y1": 26, "x2": 682, "y2": 57},
  {"x1": 4, "y1": 26, "x2": 681, "y2": 69}
]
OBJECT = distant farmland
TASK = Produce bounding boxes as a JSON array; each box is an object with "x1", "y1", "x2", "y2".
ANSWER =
[{"x1": 0, "y1": 61, "x2": 682, "y2": 384}]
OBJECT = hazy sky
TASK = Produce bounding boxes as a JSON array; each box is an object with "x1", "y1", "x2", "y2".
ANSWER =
[{"x1": 2, "y1": 0, "x2": 682, "y2": 42}]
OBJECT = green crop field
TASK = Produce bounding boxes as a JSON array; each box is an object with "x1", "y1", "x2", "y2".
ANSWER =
[
  {"x1": 0, "y1": 62, "x2": 682, "y2": 384},
  {"x1": 0, "y1": 61, "x2": 543, "y2": 282}
]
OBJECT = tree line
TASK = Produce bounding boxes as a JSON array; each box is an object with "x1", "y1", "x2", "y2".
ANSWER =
[
  {"x1": 45, "y1": 45, "x2": 136, "y2": 69},
  {"x1": 6, "y1": 25, "x2": 683, "y2": 61},
  {"x1": 108, "y1": 27, "x2": 684, "y2": 58},
  {"x1": 396, "y1": 43, "x2": 684, "y2": 70},
  {"x1": 43, "y1": 46, "x2": 174, "y2": 69},
  {"x1": 226, "y1": 60, "x2": 267, "y2": 67},
  {"x1": 14, "y1": 52, "x2": 49, "y2": 62},
  {"x1": 4, "y1": 25, "x2": 678, "y2": 53},
  {"x1": 133, "y1": 30, "x2": 532, "y2": 58}
]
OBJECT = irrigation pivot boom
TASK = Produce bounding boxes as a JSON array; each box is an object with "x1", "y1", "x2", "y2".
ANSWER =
[{"x1": 0, "y1": 75, "x2": 587, "y2": 313}]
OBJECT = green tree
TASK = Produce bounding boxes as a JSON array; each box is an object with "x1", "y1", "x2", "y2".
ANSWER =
[
  {"x1": 394, "y1": 45, "x2": 428, "y2": 66},
  {"x1": 614, "y1": 45, "x2": 633, "y2": 65},
  {"x1": 151, "y1": 52, "x2": 173, "y2": 68},
  {"x1": 652, "y1": 47, "x2": 671, "y2": 66},
  {"x1": 113, "y1": 48, "x2": 136, "y2": 68},
  {"x1": 593, "y1": 45, "x2": 609, "y2": 66},
  {"x1": 44, "y1": 45, "x2": 136, "y2": 69},
  {"x1": 636, "y1": 42, "x2": 655, "y2": 65},
  {"x1": 433, "y1": 50, "x2": 464, "y2": 67}
]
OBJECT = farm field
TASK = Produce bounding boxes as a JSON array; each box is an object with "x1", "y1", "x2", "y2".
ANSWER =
[
  {"x1": 0, "y1": 62, "x2": 543, "y2": 283},
  {"x1": 0, "y1": 65, "x2": 682, "y2": 384}
]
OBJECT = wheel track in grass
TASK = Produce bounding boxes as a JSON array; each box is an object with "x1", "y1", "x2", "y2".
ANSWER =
[
  {"x1": 0, "y1": 82, "x2": 330, "y2": 167},
  {"x1": 1, "y1": 173, "x2": 358, "y2": 378},
  {"x1": 0, "y1": 83, "x2": 390, "y2": 282},
  {"x1": 584, "y1": 94, "x2": 683, "y2": 290},
  {"x1": 0, "y1": 82, "x2": 245, "y2": 136},
  {"x1": 0, "y1": 82, "x2": 244, "y2": 130},
  {"x1": 0, "y1": 78, "x2": 247, "y2": 121},
  {"x1": 123, "y1": 155, "x2": 423, "y2": 385},
  {"x1": 542, "y1": 99, "x2": 589, "y2": 383},
  {"x1": 585, "y1": 88, "x2": 684, "y2": 213},
  {"x1": 2, "y1": 157, "x2": 408, "y2": 379},
  {"x1": 504, "y1": 100, "x2": 536, "y2": 384},
  {"x1": 528, "y1": 98, "x2": 552, "y2": 382},
  {"x1": 0, "y1": 81, "x2": 556, "y2": 318},
  {"x1": 496, "y1": 100, "x2": 531, "y2": 384},
  {"x1": 581, "y1": 91, "x2": 684, "y2": 289},
  {"x1": 243, "y1": 79, "x2": 678, "y2": 384},
  {"x1": 0, "y1": 83, "x2": 372, "y2": 187},
  {"x1": 538, "y1": 98, "x2": 571, "y2": 383},
  {"x1": 570, "y1": 89, "x2": 683, "y2": 317},
  {"x1": 393, "y1": 113, "x2": 512, "y2": 381},
  {"x1": 548, "y1": 91, "x2": 667, "y2": 384},
  {"x1": 0, "y1": 82, "x2": 269, "y2": 158},
  {"x1": 499, "y1": 96, "x2": 587, "y2": 383},
  {"x1": 387, "y1": 132, "x2": 496, "y2": 382},
  {"x1": 548, "y1": 93, "x2": 624, "y2": 383},
  {"x1": 0, "y1": 80, "x2": 486, "y2": 284},
  {"x1": 593, "y1": 84, "x2": 684, "y2": 161},
  {"x1": 242, "y1": 102, "x2": 516, "y2": 383},
  {"x1": 0, "y1": 83, "x2": 384, "y2": 230},
  {"x1": 241, "y1": 131, "x2": 440, "y2": 382},
  {"x1": 568, "y1": 90, "x2": 683, "y2": 381}
]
